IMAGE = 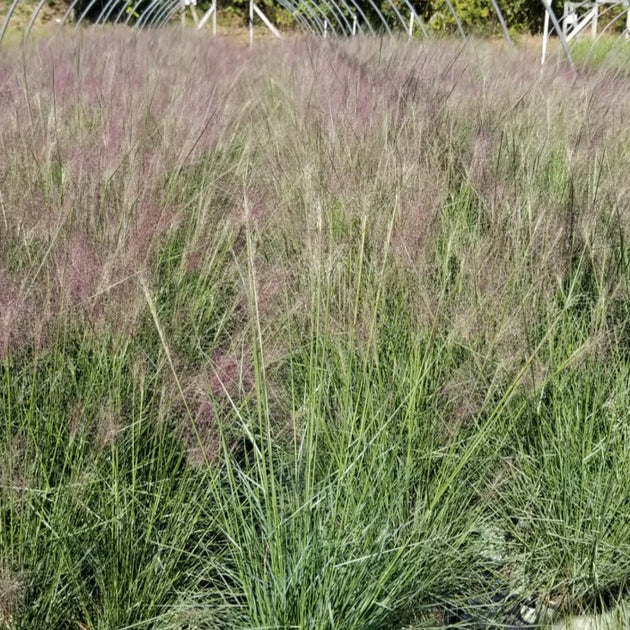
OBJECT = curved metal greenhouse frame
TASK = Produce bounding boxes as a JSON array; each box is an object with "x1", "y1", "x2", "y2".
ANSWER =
[{"x1": 2, "y1": 0, "x2": 630, "y2": 68}]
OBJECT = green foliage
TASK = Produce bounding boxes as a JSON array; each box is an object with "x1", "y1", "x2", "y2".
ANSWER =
[{"x1": 418, "y1": 0, "x2": 543, "y2": 34}]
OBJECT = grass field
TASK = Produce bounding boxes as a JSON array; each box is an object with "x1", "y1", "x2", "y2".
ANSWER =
[{"x1": 1, "y1": 29, "x2": 630, "y2": 629}]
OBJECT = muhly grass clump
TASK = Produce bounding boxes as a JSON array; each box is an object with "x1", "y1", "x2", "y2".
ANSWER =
[{"x1": 1, "y1": 28, "x2": 630, "y2": 628}]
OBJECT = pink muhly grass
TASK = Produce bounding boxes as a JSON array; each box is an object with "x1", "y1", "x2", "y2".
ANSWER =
[
  {"x1": 0, "y1": 560, "x2": 25, "y2": 627},
  {"x1": 175, "y1": 348, "x2": 258, "y2": 466},
  {"x1": 0, "y1": 273, "x2": 34, "y2": 360},
  {"x1": 1, "y1": 30, "x2": 630, "y2": 372}
]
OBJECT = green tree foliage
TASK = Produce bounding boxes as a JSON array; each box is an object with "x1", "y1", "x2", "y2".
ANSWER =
[{"x1": 417, "y1": 0, "x2": 546, "y2": 34}]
